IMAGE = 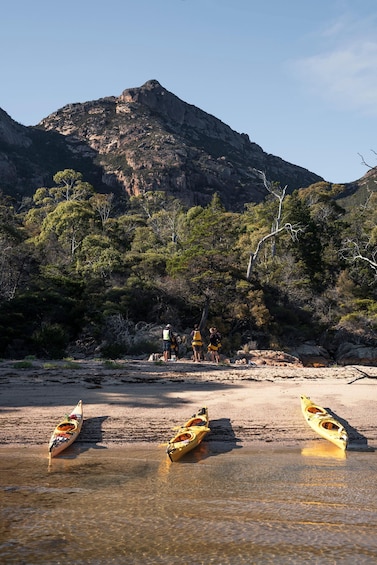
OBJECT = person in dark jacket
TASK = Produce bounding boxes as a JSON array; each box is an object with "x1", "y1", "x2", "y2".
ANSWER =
[{"x1": 208, "y1": 327, "x2": 221, "y2": 363}]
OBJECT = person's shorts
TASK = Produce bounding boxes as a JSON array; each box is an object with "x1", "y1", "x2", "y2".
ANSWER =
[{"x1": 163, "y1": 340, "x2": 171, "y2": 351}]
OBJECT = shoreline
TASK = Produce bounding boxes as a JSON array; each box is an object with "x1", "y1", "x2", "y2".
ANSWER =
[{"x1": 0, "y1": 359, "x2": 376, "y2": 451}]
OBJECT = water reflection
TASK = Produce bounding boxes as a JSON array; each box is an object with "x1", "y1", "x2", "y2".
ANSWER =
[
  {"x1": 301, "y1": 441, "x2": 347, "y2": 460},
  {"x1": 1, "y1": 446, "x2": 377, "y2": 564}
]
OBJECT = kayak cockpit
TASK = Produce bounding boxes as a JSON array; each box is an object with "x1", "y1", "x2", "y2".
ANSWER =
[
  {"x1": 56, "y1": 421, "x2": 77, "y2": 433},
  {"x1": 307, "y1": 405, "x2": 326, "y2": 415}
]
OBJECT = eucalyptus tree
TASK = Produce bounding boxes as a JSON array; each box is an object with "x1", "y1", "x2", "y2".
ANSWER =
[
  {"x1": 51, "y1": 169, "x2": 94, "y2": 202},
  {"x1": 129, "y1": 191, "x2": 169, "y2": 219},
  {"x1": 37, "y1": 200, "x2": 96, "y2": 260},
  {"x1": 32, "y1": 170, "x2": 94, "y2": 210},
  {"x1": 26, "y1": 171, "x2": 101, "y2": 267},
  {"x1": 147, "y1": 198, "x2": 185, "y2": 246},
  {"x1": 0, "y1": 191, "x2": 27, "y2": 301},
  {"x1": 339, "y1": 190, "x2": 377, "y2": 279},
  {"x1": 75, "y1": 234, "x2": 123, "y2": 278},
  {"x1": 338, "y1": 154, "x2": 377, "y2": 281},
  {"x1": 27, "y1": 170, "x2": 95, "y2": 236},
  {"x1": 336, "y1": 188, "x2": 377, "y2": 343},
  {"x1": 244, "y1": 171, "x2": 302, "y2": 280},
  {"x1": 129, "y1": 191, "x2": 185, "y2": 246},
  {"x1": 167, "y1": 193, "x2": 243, "y2": 330},
  {"x1": 90, "y1": 193, "x2": 114, "y2": 231}
]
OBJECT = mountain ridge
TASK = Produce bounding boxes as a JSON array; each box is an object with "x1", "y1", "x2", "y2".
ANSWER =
[
  {"x1": 35, "y1": 79, "x2": 323, "y2": 210},
  {"x1": 1, "y1": 79, "x2": 374, "y2": 210}
]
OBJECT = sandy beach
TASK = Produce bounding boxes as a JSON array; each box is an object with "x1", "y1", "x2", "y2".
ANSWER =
[{"x1": 0, "y1": 358, "x2": 376, "y2": 452}]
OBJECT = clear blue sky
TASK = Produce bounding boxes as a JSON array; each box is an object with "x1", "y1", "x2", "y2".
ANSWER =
[{"x1": 1, "y1": 0, "x2": 376, "y2": 183}]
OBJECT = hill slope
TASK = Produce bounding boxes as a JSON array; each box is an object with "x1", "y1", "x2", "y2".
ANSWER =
[{"x1": 0, "y1": 80, "x2": 325, "y2": 210}]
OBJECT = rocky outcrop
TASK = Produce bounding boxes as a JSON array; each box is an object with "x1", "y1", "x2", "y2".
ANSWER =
[
  {"x1": 0, "y1": 108, "x2": 111, "y2": 198},
  {"x1": 35, "y1": 80, "x2": 323, "y2": 210},
  {"x1": 234, "y1": 349, "x2": 303, "y2": 367},
  {"x1": 335, "y1": 342, "x2": 377, "y2": 366},
  {"x1": 1, "y1": 79, "x2": 374, "y2": 211},
  {"x1": 289, "y1": 341, "x2": 377, "y2": 367},
  {"x1": 0, "y1": 109, "x2": 33, "y2": 191},
  {"x1": 289, "y1": 343, "x2": 331, "y2": 367},
  {"x1": 0, "y1": 108, "x2": 32, "y2": 148}
]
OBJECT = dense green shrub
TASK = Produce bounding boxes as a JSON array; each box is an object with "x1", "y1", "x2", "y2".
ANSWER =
[{"x1": 32, "y1": 323, "x2": 69, "y2": 359}]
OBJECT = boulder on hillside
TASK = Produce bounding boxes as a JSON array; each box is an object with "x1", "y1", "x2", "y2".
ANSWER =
[
  {"x1": 289, "y1": 344, "x2": 331, "y2": 367},
  {"x1": 335, "y1": 342, "x2": 377, "y2": 366},
  {"x1": 235, "y1": 349, "x2": 303, "y2": 367}
]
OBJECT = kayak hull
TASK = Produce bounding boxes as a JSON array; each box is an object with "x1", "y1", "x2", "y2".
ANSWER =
[
  {"x1": 300, "y1": 395, "x2": 348, "y2": 450},
  {"x1": 48, "y1": 400, "x2": 83, "y2": 458},
  {"x1": 167, "y1": 407, "x2": 210, "y2": 462}
]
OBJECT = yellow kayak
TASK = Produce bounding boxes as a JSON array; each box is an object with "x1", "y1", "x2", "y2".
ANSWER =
[
  {"x1": 300, "y1": 395, "x2": 348, "y2": 450},
  {"x1": 167, "y1": 407, "x2": 210, "y2": 462},
  {"x1": 48, "y1": 400, "x2": 83, "y2": 459}
]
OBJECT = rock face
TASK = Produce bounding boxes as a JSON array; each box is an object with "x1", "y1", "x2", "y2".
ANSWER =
[
  {"x1": 289, "y1": 344, "x2": 331, "y2": 367},
  {"x1": 0, "y1": 108, "x2": 32, "y2": 190},
  {"x1": 235, "y1": 349, "x2": 303, "y2": 367},
  {"x1": 0, "y1": 109, "x2": 111, "y2": 200},
  {"x1": 3, "y1": 79, "x2": 375, "y2": 211},
  {"x1": 36, "y1": 80, "x2": 324, "y2": 210},
  {"x1": 335, "y1": 343, "x2": 377, "y2": 366},
  {"x1": 289, "y1": 341, "x2": 377, "y2": 367},
  {"x1": 0, "y1": 79, "x2": 324, "y2": 210}
]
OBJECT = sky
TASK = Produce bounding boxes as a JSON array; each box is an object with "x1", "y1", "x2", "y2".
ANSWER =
[{"x1": 1, "y1": 0, "x2": 377, "y2": 184}]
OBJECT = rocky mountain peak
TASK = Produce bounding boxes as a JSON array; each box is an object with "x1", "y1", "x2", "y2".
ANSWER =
[
  {"x1": 0, "y1": 108, "x2": 32, "y2": 148},
  {"x1": 1, "y1": 80, "x2": 327, "y2": 208},
  {"x1": 119, "y1": 79, "x2": 253, "y2": 154}
]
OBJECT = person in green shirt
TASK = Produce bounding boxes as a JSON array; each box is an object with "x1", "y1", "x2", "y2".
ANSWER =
[{"x1": 162, "y1": 324, "x2": 172, "y2": 362}]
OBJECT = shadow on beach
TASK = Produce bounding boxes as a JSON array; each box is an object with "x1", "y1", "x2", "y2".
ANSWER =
[
  {"x1": 327, "y1": 409, "x2": 375, "y2": 452},
  {"x1": 207, "y1": 417, "x2": 242, "y2": 456},
  {"x1": 48, "y1": 417, "x2": 109, "y2": 469},
  {"x1": 78, "y1": 415, "x2": 109, "y2": 453},
  {"x1": 168, "y1": 418, "x2": 241, "y2": 464}
]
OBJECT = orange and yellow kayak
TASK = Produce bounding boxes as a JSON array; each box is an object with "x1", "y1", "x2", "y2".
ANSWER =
[
  {"x1": 166, "y1": 407, "x2": 210, "y2": 462},
  {"x1": 300, "y1": 395, "x2": 348, "y2": 450},
  {"x1": 48, "y1": 400, "x2": 83, "y2": 459}
]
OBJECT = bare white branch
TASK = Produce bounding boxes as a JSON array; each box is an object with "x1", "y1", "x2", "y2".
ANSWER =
[
  {"x1": 246, "y1": 222, "x2": 303, "y2": 279},
  {"x1": 339, "y1": 238, "x2": 377, "y2": 274},
  {"x1": 246, "y1": 171, "x2": 302, "y2": 279}
]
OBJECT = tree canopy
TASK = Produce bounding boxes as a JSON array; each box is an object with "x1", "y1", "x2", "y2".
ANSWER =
[{"x1": 1, "y1": 172, "x2": 376, "y2": 359}]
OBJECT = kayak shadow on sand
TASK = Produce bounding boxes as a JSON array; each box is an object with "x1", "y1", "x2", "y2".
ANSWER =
[
  {"x1": 207, "y1": 417, "x2": 242, "y2": 456},
  {"x1": 77, "y1": 415, "x2": 109, "y2": 453},
  {"x1": 326, "y1": 409, "x2": 375, "y2": 452}
]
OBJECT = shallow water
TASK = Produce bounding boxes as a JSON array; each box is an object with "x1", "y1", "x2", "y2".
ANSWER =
[{"x1": 0, "y1": 443, "x2": 376, "y2": 565}]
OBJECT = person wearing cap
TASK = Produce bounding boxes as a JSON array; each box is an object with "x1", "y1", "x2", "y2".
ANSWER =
[{"x1": 162, "y1": 324, "x2": 172, "y2": 362}]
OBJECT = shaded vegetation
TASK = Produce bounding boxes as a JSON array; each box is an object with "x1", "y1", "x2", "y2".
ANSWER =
[{"x1": 0, "y1": 169, "x2": 377, "y2": 359}]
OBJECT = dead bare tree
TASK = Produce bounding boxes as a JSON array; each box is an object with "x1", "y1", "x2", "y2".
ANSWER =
[
  {"x1": 246, "y1": 223, "x2": 302, "y2": 279},
  {"x1": 246, "y1": 170, "x2": 303, "y2": 280},
  {"x1": 339, "y1": 153, "x2": 377, "y2": 275},
  {"x1": 340, "y1": 239, "x2": 377, "y2": 275},
  {"x1": 358, "y1": 150, "x2": 377, "y2": 170}
]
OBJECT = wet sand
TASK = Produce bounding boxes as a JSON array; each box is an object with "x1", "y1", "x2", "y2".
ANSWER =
[{"x1": 0, "y1": 358, "x2": 376, "y2": 451}]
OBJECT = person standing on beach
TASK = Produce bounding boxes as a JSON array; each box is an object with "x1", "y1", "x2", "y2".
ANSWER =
[
  {"x1": 162, "y1": 324, "x2": 172, "y2": 362},
  {"x1": 191, "y1": 324, "x2": 203, "y2": 362},
  {"x1": 208, "y1": 327, "x2": 222, "y2": 363}
]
